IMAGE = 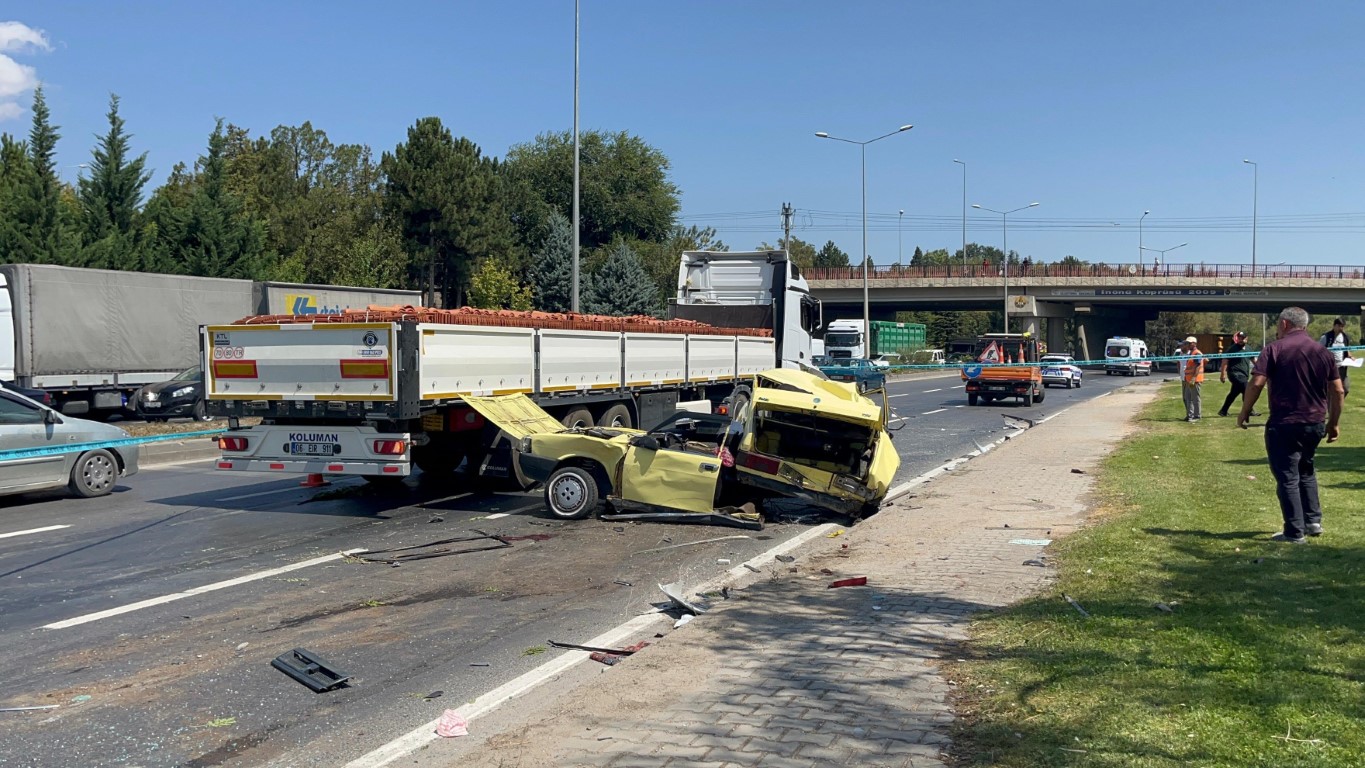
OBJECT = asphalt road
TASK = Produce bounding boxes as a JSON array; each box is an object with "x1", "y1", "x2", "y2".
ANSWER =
[{"x1": 0, "y1": 369, "x2": 1143, "y2": 767}]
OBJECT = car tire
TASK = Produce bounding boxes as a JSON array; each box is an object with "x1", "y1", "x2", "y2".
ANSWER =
[
  {"x1": 70, "y1": 449, "x2": 119, "y2": 498},
  {"x1": 544, "y1": 465, "x2": 601, "y2": 520},
  {"x1": 560, "y1": 408, "x2": 594, "y2": 430},
  {"x1": 968, "y1": 393, "x2": 979, "y2": 406},
  {"x1": 598, "y1": 404, "x2": 633, "y2": 429},
  {"x1": 193, "y1": 400, "x2": 214, "y2": 422}
]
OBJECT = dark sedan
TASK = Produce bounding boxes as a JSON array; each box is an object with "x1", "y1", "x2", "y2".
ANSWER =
[
  {"x1": 1, "y1": 380, "x2": 53, "y2": 407},
  {"x1": 133, "y1": 366, "x2": 212, "y2": 421}
]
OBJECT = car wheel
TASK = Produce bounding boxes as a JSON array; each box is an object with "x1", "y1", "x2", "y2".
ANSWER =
[
  {"x1": 598, "y1": 404, "x2": 633, "y2": 429},
  {"x1": 70, "y1": 449, "x2": 119, "y2": 498},
  {"x1": 193, "y1": 399, "x2": 214, "y2": 422},
  {"x1": 544, "y1": 465, "x2": 601, "y2": 520},
  {"x1": 1034, "y1": 387, "x2": 1046, "y2": 404}
]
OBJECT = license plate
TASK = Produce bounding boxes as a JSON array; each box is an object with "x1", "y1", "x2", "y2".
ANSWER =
[
  {"x1": 290, "y1": 442, "x2": 335, "y2": 456},
  {"x1": 142, "y1": 402, "x2": 162, "y2": 409},
  {"x1": 1043, "y1": 368, "x2": 1061, "y2": 376}
]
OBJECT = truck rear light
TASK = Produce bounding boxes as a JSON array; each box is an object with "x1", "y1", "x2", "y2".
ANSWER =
[
  {"x1": 217, "y1": 461, "x2": 234, "y2": 469},
  {"x1": 737, "y1": 451, "x2": 782, "y2": 475},
  {"x1": 328, "y1": 464, "x2": 344, "y2": 472},
  {"x1": 212, "y1": 360, "x2": 258, "y2": 379},
  {"x1": 340, "y1": 359, "x2": 390, "y2": 379},
  {"x1": 373, "y1": 439, "x2": 406, "y2": 455},
  {"x1": 382, "y1": 466, "x2": 401, "y2": 473},
  {"x1": 218, "y1": 437, "x2": 248, "y2": 451}
]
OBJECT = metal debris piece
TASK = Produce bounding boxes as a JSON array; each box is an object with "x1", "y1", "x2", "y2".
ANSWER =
[
  {"x1": 613, "y1": 579, "x2": 634, "y2": 587},
  {"x1": 743, "y1": 563, "x2": 761, "y2": 573},
  {"x1": 828, "y1": 576, "x2": 868, "y2": 589},
  {"x1": 356, "y1": 531, "x2": 512, "y2": 563},
  {"x1": 673, "y1": 614, "x2": 695, "y2": 629},
  {"x1": 658, "y1": 582, "x2": 707, "y2": 615},
  {"x1": 775, "y1": 554, "x2": 796, "y2": 563},
  {"x1": 635, "y1": 535, "x2": 753, "y2": 555},
  {"x1": 602, "y1": 510, "x2": 761, "y2": 531},
  {"x1": 0, "y1": 705, "x2": 59, "y2": 712},
  {"x1": 424, "y1": 690, "x2": 444, "y2": 700},
  {"x1": 271, "y1": 648, "x2": 351, "y2": 692},
  {"x1": 548, "y1": 640, "x2": 648, "y2": 655},
  {"x1": 1062, "y1": 594, "x2": 1090, "y2": 618}
]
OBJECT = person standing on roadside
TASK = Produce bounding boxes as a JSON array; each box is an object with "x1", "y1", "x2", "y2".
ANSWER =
[
  {"x1": 1320, "y1": 317, "x2": 1353, "y2": 398},
  {"x1": 1181, "y1": 336, "x2": 1204, "y2": 422},
  {"x1": 1218, "y1": 332, "x2": 1258, "y2": 417},
  {"x1": 1239, "y1": 307, "x2": 1344, "y2": 543}
]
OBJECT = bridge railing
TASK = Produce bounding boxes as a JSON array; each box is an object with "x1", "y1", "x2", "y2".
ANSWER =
[{"x1": 805, "y1": 263, "x2": 1365, "y2": 281}]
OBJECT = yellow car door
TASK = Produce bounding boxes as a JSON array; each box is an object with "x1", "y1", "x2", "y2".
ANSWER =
[{"x1": 617, "y1": 436, "x2": 722, "y2": 514}]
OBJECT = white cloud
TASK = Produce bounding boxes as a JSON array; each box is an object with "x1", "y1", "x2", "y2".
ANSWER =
[
  {"x1": 0, "y1": 21, "x2": 51, "y2": 54},
  {"x1": 0, "y1": 21, "x2": 49, "y2": 122}
]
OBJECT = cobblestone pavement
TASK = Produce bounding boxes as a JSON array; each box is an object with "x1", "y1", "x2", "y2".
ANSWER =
[{"x1": 426, "y1": 381, "x2": 1161, "y2": 768}]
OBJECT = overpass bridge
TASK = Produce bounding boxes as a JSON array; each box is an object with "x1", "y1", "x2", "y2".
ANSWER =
[{"x1": 806, "y1": 261, "x2": 1365, "y2": 359}]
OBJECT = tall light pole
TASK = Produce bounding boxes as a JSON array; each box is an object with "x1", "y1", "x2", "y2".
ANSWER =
[
  {"x1": 570, "y1": 0, "x2": 582, "y2": 312},
  {"x1": 1139, "y1": 210, "x2": 1150, "y2": 263},
  {"x1": 1141, "y1": 242, "x2": 1188, "y2": 266},
  {"x1": 972, "y1": 202, "x2": 1039, "y2": 333},
  {"x1": 953, "y1": 159, "x2": 967, "y2": 270},
  {"x1": 1243, "y1": 159, "x2": 1258, "y2": 271},
  {"x1": 815, "y1": 124, "x2": 914, "y2": 353},
  {"x1": 897, "y1": 209, "x2": 904, "y2": 267}
]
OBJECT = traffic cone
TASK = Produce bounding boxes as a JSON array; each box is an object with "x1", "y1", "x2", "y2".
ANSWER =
[{"x1": 300, "y1": 473, "x2": 329, "y2": 488}]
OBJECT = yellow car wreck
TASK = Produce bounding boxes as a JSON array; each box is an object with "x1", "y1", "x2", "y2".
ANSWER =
[{"x1": 462, "y1": 369, "x2": 900, "y2": 526}]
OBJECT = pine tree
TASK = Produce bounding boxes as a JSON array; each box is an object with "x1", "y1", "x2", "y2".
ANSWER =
[
  {"x1": 0, "y1": 134, "x2": 42, "y2": 262},
  {"x1": 528, "y1": 211, "x2": 575, "y2": 312},
  {"x1": 22, "y1": 86, "x2": 64, "y2": 263},
  {"x1": 585, "y1": 240, "x2": 657, "y2": 316},
  {"x1": 77, "y1": 95, "x2": 151, "y2": 269},
  {"x1": 814, "y1": 240, "x2": 850, "y2": 267}
]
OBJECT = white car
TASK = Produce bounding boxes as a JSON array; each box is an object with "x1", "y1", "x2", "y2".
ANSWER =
[
  {"x1": 869, "y1": 355, "x2": 900, "y2": 368},
  {"x1": 1040, "y1": 355, "x2": 1083, "y2": 389}
]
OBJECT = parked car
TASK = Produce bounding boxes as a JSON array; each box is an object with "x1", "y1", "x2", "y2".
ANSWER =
[
  {"x1": 1040, "y1": 354, "x2": 1083, "y2": 389},
  {"x1": 133, "y1": 366, "x2": 211, "y2": 422},
  {"x1": 869, "y1": 355, "x2": 901, "y2": 368},
  {"x1": 1, "y1": 380, "x2": 52, "y2": 407},
  {"x1": 819, "y1": 358, "x2": 888, "y2": 392},
  {"x1": 463, "y1": 368, "x2": 899, "y2": 522},
  {"x1": 0, "y1": 389, "x2": 139, "y2": 498}
]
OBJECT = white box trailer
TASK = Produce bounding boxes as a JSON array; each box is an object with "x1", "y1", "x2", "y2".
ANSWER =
[{"x1": 207, "y1": 320, "x2": 775, "y2": 479}]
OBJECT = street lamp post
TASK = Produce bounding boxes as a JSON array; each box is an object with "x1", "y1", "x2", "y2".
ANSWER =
[
  {"x1": 1140, "y1": 241, "x2": 1188, "y2": 267},
  {"x1": 953, "y1": 159, "x2": 967, "y2": 271},
  {"x1": 972, "y1": 202, "x2": 1039, "y2": 333},
  {"x1": 897, "y1": 209, "x2": 904, "y2": 267},
  {"x1": 571, "y1": 0, "x2": 581, "y2": 312},
  {"x1": 815, "y1": 124, "x2": 914, "y2": 354},
  {"x1": 1139, "y1": 210, "x2": 1150, "y2": 264},
  {"x1": 1243, "y1": 159, "x2": 1258, "y2": 271}
]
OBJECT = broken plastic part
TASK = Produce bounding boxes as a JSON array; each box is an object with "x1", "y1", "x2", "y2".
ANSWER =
[{"x1": 271, "y1": 648, "x2": 351, "y2": 692}]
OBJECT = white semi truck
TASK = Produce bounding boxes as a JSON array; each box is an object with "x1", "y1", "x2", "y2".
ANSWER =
[{"x1": 208, "y1": 251, "x2": 822, "y2": 483}]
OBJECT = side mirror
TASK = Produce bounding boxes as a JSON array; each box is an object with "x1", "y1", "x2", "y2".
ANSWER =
[
  {"x1": 42, "y1": 408, "x2": 58, "y2": 425},
  {"x1": 630, "y1": 435, "x2": 661, "y2": 452}
]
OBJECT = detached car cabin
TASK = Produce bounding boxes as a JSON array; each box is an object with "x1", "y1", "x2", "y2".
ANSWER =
[{"x1": 463, "y1": 369, "x2": 898, "y2": 527}]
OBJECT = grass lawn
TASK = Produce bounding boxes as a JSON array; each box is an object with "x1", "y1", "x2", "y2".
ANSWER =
[{"x1": 950, "y1": 380, "x2": 1365, "y2": 767}]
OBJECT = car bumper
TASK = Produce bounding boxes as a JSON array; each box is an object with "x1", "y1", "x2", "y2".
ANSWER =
[
  {"x1": 117, "y1": 443, "x2": 141, "y2": 478},
  {"x1": 515, "y1": 452, "x2": 557, "y2": 485},
  {"x1": 136, "y1": 397, "x2": 197, "y2": 418}
]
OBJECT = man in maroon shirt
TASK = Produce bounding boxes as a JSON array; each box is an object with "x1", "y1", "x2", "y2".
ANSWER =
[{"x1": 1238, "y1": 307, "x2": 1344, "y2": 543}]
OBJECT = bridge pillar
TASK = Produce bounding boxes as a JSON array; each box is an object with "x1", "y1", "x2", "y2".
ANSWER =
[{"x1": 1046, "y1": 319, "x2": 1069, "y2": 354}]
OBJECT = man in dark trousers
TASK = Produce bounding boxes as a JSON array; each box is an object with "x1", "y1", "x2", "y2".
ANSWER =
[
  {"x1": 1239, "y1": 307, "x2": 1344, "y2": 543},
  {"x1": 1218, "y1": 331, "x2": 1255, "y2": 417},
  {"x1": 1319, "y1": 317, "x2": 1353, "y2": 397}
]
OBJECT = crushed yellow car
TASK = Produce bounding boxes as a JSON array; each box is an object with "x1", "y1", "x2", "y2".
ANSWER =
[{"x1": 462, "y1": 368, "x2": 899, "y2": 525}]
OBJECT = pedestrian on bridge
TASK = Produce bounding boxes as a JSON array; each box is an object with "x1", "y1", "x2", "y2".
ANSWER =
[
  {"x1": 1239, "y1": 307, "x2": 1344, "y2": 543},
  {"x1": 1319, "y1": 317, "x2": 1353, "y2": 397},
  {"x1": 1180, "y1": 336, "x2": 1204, "y2": 422},
  {"x1": 1217, "y1": 331, "x2": 1256, "y2": 417}
]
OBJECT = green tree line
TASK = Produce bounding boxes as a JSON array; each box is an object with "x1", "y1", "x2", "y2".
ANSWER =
[{"x1": 0, "y1": 89, "x2": 739, "y2": 316}]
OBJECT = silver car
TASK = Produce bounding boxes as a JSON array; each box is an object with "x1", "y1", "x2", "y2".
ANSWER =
[{"x1": 0, "y1": 389, "x2": 139, "y2": 499}]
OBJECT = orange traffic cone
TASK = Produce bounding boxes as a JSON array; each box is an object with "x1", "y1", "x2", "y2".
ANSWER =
[{"x1": 300, "y1": 473, "x2": 329, "y2": 488}]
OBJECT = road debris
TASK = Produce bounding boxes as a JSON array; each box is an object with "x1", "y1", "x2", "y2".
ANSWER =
[
  {"x1": 70, "y1": 695, "x2": 92, "y2": 704},
  {"x1": 828, "y1": 576, "x2": 868, "y2": 589},
  {"x1": 1070, "y1": 468, "x2": 1086, "y2": 475},
  {"x1": 1154, "y1": 602, "x2": 1174, "y2": 613},
  {"x1": 502, "y1": 534, "x2": 554, "y2": 542},
  {"x1": 548, "y1": 640, "x2": 648, "y2": 655},
  {"x1": 356, "y1": 531, "x2": 512, "y2": 563},
  {"x1": 424, "y1": 690, "x2": 444, "y2": 700},
  {"x1": 602, "y1": 508, "x2": 761, "y2": 530},
  {"x1": 469, "y1": 662, "x2": 490, "y2": 667},
  {"x1": 827, "y1": 529, "x2": 845, "y2": 538},
  {"x1": 673, "y1": 614, "x2": 695, "y2": 629},
  {"x1": 1023, "y1": 559, "x2": 1048, "y2": 567},
  {"x1": 717, "y1": 558, "x2": 731, "y2": 565},
  {"x1": 1010, "y1": 539, "x2": 1053, "y2": 546},
  {"x1": 435, "y1": 710, "x2": 469, "y2": 738},
  {"x1": 0, "y1": 705, "x2": 59, "y2": 712},
  {"x1": 659, "y1": 583, "x2": 707, "y2": 615},
  {"x1": 1063, "y1": 594, "x2": 1090, "y2": 618},
  {"x1": 586, "y1": 641, "x2": 650, "y2": 666},
  {"x1": 523, "y1": 646, "x2": 547, "y2": 656},
  {"x1": 775, "y1": 554, "x2": 796, "y2": 563},
  {"x1": 271, "y1": 648, "x2": 351, "y2": 692},
  {"x1": 743, "y1": 563, "x2": 761, "y2": 573},
  {"x1": 613, "y1": 579, "x2": 634, "y2": 587},
  {"x1": 635, "y1": 535, "x2": 753, "y2": 556},
  {"x1": 235, "y1": 642, "x2": 249, "y2": 652}
]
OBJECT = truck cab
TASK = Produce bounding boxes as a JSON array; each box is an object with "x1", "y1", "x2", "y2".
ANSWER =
[{"x1": 823, "y1": 319, "x2": 864, "y2": 359}]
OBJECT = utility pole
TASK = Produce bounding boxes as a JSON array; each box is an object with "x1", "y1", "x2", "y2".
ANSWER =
[
  {"x1": 571, "y1": 0, "x2": 581, "y2": 312},
  {"x1": 781, "y1": 202, "x2": 794, "y2": 261}
]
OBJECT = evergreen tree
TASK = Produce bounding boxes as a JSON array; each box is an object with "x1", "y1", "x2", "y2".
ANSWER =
[
  {"x1": 910, "y1": 246, "x2": 924, "y2": 265},
  {"x1": 77, "y1": 95, "x2": 151, "y2": 269},
  {"x1": 0, "y1": 135, "x2": 42, "y2": 262},
  {"x1": 585, "y1": 240, "x2": 657, "y2": 316},
  {"x1": 814, "y1": 240, "x2": 850, "y2": 267},
  {"x1": 22, "y1": 86, "x2": 64, "y2": 263},
  {"x1": 528, "y1": 211, "x2": 575, "y2": 312}
]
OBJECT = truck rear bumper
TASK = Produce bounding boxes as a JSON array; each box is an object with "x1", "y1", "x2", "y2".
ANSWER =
[{"x1": 215, "y1": 457, "x2": 411, "y2": 476}]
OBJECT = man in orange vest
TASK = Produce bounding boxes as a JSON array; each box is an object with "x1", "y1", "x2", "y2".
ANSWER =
[{"x1": 1181, "y1": 336, "x2": 1205, "y2": 421}]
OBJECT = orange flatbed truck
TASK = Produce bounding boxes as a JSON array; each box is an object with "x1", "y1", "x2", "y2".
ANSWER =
[{"x1": 961, "y1": 333, "x2": 1045, "y2": 406}]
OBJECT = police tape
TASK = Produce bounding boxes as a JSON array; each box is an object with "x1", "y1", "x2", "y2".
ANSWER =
[
  {"x1": 0, "y1": 428, "x2": 226, "y2": 461},
  {"x1": 878, "y1": 344, "x2": 1365, "y2": 371}
]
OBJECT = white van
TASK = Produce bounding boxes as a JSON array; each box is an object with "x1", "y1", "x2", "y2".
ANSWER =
[{"x1": 1104, "y1": 337, "x2": 1152, "y2": 376}]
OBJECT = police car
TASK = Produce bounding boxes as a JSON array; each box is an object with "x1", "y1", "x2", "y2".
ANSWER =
[{"x1": 1040, "y1": 354, "x2": 1083, "y2": 389}]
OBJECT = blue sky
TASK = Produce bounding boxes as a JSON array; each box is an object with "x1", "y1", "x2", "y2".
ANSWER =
[{"x1": 5, "y1": 1, "x2": 1363, "y2": 266}]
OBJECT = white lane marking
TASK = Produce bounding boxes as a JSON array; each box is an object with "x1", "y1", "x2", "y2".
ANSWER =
[
  {"x1": 888, "y1": 393, "x2": 913, "y2": 398},
  {"x1": 0, "y1": 524, "x2": 70, "y2": 540},
  {"x1": 954, "y1": 404, "x2": 965, "y2": 408},
  {"x1": 42, "y1": 548, "x2": 367, "y2": 630},
  {"x1": 483, "y1": 503, "x2": 544, "y2": 521},
  {"x1": 219, "y1": 487, "x2": 301, "y2": 502},
  {"x1": 922, "y1": 388, "x2": 943, "y2": 393},
  {"x1": 346, "y1": 523, "x2": 839, "y2": 768},
  {"x1": 922, "y1": 408, "x2": 947, "y2": 415},
  {"x1": 483, "y1": 513, "x2": 509, "y2": 520}
]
